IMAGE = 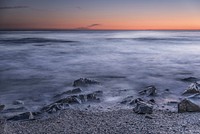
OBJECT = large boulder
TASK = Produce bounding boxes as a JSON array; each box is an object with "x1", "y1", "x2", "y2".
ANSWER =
[
  {"x1": 182, "y1": 82, "x2": 200, "y2": 95},
  {"x1": 73, "y1": 78, "x2": 99, "y2": 87},
  {"x1": 133, "y1": 100, "x2": 153, "y2": 114},
  {"x1": 139, "y1": 85, "x2": 157, "y2": 96},
  {"x1": 178, "y1": 99, "x2": 200, "y2": 113},
  {"x1": 7, "y1": 112, "x2": 34, "y2": 121}
]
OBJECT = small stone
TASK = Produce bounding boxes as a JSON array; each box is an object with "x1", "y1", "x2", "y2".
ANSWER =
[{"x1": 139, "y1": 85, "x2": 157, "y2": 96}]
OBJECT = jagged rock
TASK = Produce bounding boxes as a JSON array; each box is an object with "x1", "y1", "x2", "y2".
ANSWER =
[
  {"x1": 178, "y1": 99, "x2": 200, "y2": 113},
  {"x1": 133, "y1": 101, "x2": 153, "y2": 114},
  {"x1": 7, "y1": 112, "x2": 34, "y2": 121},
  {"x1": 182, "y1": 82, "x2": 200, "y2": 95},
  {"x1": 41, "y1": 103, "x2": 69, "y2": 113},
  {"x1": 73, "y1": 78, "x2": 99, "y2": 87},
  {"x1": 181, "y1": 77, "x2": 198, "y2": 82},
  {"x1": 54, "y1": 88, "x2": 82, "y2": 98},
  {"x1": 139, "y1": 85, "x2": 157, "y2": 96},
  {"x1": 0, "y1": 104, "x2": 5, "y2": 111},
  {"x1": 13, "y1": 100, "x2": 24, "y2": 105}
]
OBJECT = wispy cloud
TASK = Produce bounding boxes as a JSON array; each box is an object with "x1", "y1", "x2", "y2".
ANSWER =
[
  {"x1": 0, "y1": 6, "x2": 29, "y2": 10},
  {"x1": 75, "y1": 24, "x2": 101, "y2": 30}
]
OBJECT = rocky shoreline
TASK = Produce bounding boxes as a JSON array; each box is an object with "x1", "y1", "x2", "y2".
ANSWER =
[{"x1": 1, "y1": 77, "x2": 200, "y2": 133}]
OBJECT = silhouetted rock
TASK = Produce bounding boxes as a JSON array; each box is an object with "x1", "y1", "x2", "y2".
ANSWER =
[
  {"x1": 7, "y1": 112, "x2": 34, "y2": 121},
  {"x1": 181, "y1": 77, "x2": 198, "y2": 82},
  {"x1": 133, "y1": 101, "x2": 153, "y2": 114},
  {"x1": 73, "y1": 78, "x2": 99, "y2": 87},
  {"x1": 139, "y1": 85, "x2": 157, "y2": 96},
  {"x1": 182, "y1": 82, "x2": 200, "y2": 95}
]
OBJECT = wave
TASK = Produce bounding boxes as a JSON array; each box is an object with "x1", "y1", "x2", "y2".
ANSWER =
[{"x1": 0, "y1": 37, "x2": 77, "y2": 44}]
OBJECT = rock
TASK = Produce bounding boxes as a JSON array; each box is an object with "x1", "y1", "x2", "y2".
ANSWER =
[
  {"x1": 129, "y1": 98, "x2": 143, "y2": 105},
  {"x1": 181, "y1": 77, "x2": 198, "y2": 82},
  {"x1": 7, "y1": 112, "x2": 34, "y2": 121},
  {"x1": 139, "y1": 85, "x2": 157, "y2": 96},
  {"x1": 120, "y1": 96, "x2": 134, "y2": 104},
  {"x1": 41, "y1": 103, "x2": 69, "y2": 113},
  {"x1": 182, "y1": 82, "x2": 200, "y2": 95},
  {"x1": 178, "y1": 99, "x2": 200, "y2": 113},
  {"x1": 0, "y1": 104, "x2": 5, "y2": 111},
  {"x1": 73, "y1": 78, "x2": 99, "y2": 87},
  {"x1": 148, "y1": 99, "x2": 156, "y2": 104},
  {"x1": 13, "y1": 100, "x2": 24, "y2": 105},
  {"x1": 54, "y1": 88, "x2": 82, "y2": 98},
  {"x1": 56, "y1": 96, "x2": 81, "y2": 104},
  {"x1": 133, "y1": 100, "x2": 153, "y2": 114}
]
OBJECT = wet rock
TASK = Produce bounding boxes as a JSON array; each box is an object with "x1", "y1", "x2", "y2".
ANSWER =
[
  {"x1": 178, "y1": 99, "x2": 200, "y2": 113},
  {"x1": 7, "y1": 112, "x2": 34, "y2": 121},
  {"x1": 73, "y1": 78, "x2": 99, "y2": 87},
  {"x1": 41, "y1": 103, "x2": 69, "y2": 113},
  {"x1": 139, "y1": 85, "x2": 157, "y2": 96},
  {"x1": 13, "y1": 100, "x2": 24, "y2": 105},
  {"x1": 54, "y1": 88, "x2": 82, "y2": 98},
  {"x1": 56, "y1": 96, "x2": 81, "y2": 104},
  {"x1": 182, "y1": 82, "x2": 200, "y2": 95},
  {"x1": 181, "y1": 77, "x2": 198, "y2": 82},
  {"x1": 133, "y1": 101, "x2": 153, "y2": 114},
  {"x1": 0, "y1": 104, "x2": 5, "y2": 111}
]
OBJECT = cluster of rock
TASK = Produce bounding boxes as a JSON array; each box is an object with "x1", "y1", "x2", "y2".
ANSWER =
[
  {"x1": 3, "y1": 78, "x2": 102, "y2": 121},
  {"x1": 121, "y1": 85, "x2": 156, "y2": 114}
]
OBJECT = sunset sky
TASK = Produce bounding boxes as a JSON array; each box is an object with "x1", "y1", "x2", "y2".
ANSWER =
[{"x1": 0, "y1": 0, "x2": 200, "y2": 30}]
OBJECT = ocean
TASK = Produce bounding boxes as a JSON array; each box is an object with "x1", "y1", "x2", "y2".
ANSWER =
[{"x1": 1, "y1": 30, "x2": 200, "y2": 115}]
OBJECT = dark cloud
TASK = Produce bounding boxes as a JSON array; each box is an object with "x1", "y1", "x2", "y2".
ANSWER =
[
  {"x1": 75, "y1": 24, "x2": 101, "y2": 30},
  {"x1": 0, "y1": 6, "x2": 29, "y2": 10},
  {"x1": 87, "y1": 24, "x2": 101, "y2": 28}
]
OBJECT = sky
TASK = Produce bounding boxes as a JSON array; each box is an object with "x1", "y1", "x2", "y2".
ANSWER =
[{"x1": 0, "y1": 0, "x2": 200, "y2": 30}]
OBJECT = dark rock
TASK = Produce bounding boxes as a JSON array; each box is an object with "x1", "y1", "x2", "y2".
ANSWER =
[
  {"x1": 56, "y1": 96, "x2": 81, "y2": 104},
  {"x1": 73, "y1": 78, "x2": 99, "y2": 87},
  {"x1": 133, "y1": 101, "x2": 153, "y2": 114},
  {"x1": 178, "y1": 99, "x2": 200, "y2": 113},
  {"x1": 7, "y1": 112, "x2": 34, "y2": 121},
  {"x1": 181, "y1": 77, "x2": 198, "y2": 82},
  {"x1": 129, "y1": 98, "x2": 143, "y2": 105},
  {"x1": 54, "y1": 88, "x2": 82, "y2": 98},
  {"x1": 13, "y1": 100, "x2": 24, "y2": 105},
  {"x1": 0, "y1": 104, "x2": 5, "y2": 111},
  {"x1": 139, "y1": 85, "x2": 157, "y2": 96},
  {"x1": 182, "y1": 82, "x2": 200, "y2": 95},
  {"x1": 148, "y1": 99, "x2": 156, "y2": 104},
  {"x1": 41, "y1": 103, "x2": 69, "y2": 113}
]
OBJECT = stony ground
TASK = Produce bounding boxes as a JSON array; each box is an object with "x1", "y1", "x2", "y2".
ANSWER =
[{"x1": 1, "y1": 109, "x2": 200, "y2": 134}]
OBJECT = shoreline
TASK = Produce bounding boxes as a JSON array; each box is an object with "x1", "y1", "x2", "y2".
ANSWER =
[{"x1": 2, "y1": 109, "x2": 200, "y2": 134}]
